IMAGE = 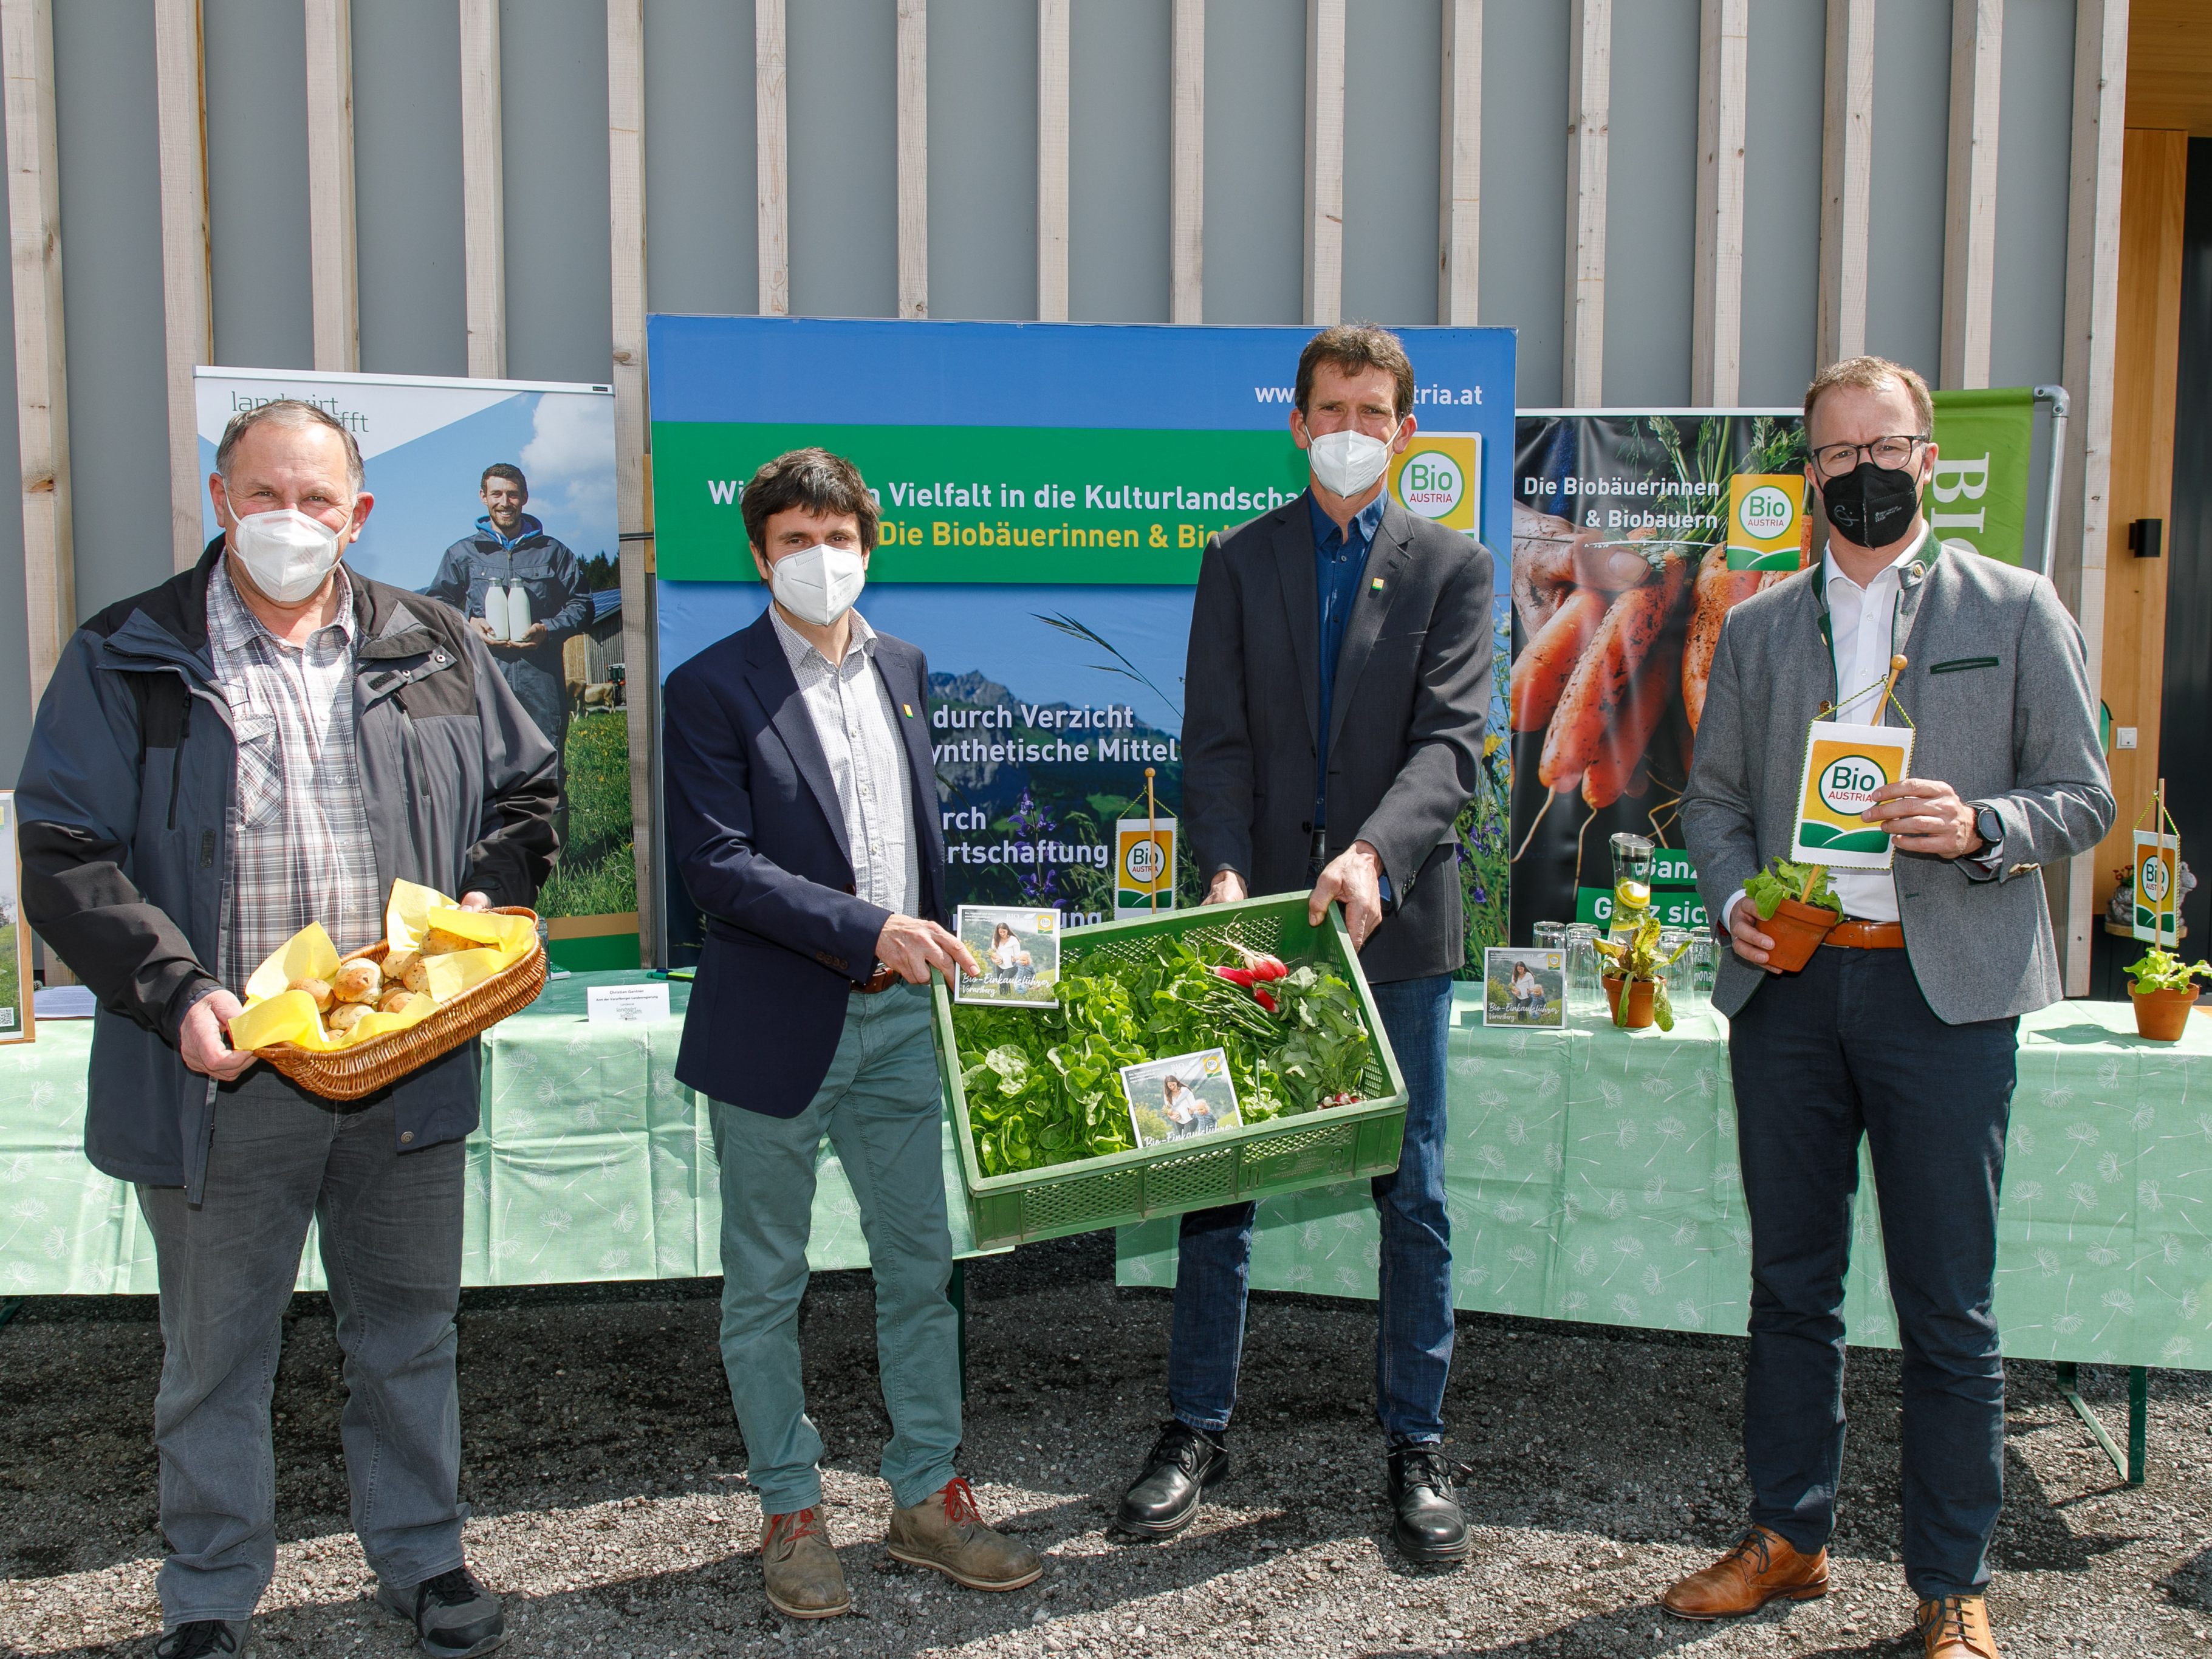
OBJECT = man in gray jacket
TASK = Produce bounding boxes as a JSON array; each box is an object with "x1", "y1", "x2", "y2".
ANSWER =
[
  {"x1": 1672, "y1": 357, "x2": 2112, "y2": 1659},
  {"x1": 17, "y1": 401, "x2": 556, "y2": 1659}
]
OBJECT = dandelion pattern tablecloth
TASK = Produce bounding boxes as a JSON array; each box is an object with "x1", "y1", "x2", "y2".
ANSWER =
[
  {"x1": 1114, "y1": 991, "x2": 2212, "y2": 1371},
  {"x1": 0, "y1": 973, "x2": 976, "y2": 1298}
]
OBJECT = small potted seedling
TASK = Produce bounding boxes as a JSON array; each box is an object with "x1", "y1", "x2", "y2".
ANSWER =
[
  {"x1": 1742, "y1": 857, "x2": 1843, "y2": 973},
  {"x1": 1593, "y1": 913, "x2": 1693, "y2": 1031},
  {"x1": 2125, "y1": 945, "x2": 2210, "y2": 1042}
]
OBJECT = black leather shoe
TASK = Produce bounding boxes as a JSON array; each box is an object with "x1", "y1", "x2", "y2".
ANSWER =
[
  {"x1": 1387, "y1": 1445, "x2": 1472, "y2": 1565},
  {"x1": 1115, "y1": 1421, "x2": 1230, "y2": 1538}
]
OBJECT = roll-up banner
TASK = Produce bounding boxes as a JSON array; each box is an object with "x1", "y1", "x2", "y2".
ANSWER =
[
  {"x1": 1508, "y1": 392, "x2": 2039, "y2": 943},
  {"x1": 645, "y1": 317, "x2": 1517, "y2": 971}
]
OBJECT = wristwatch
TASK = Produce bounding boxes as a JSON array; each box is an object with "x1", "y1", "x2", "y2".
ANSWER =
[{"x1": 1971, "y1": 802, "x2": 2004, "y2": 861}]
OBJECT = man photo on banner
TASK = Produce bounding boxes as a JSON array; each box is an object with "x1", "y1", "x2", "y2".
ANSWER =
[
  {"x1": 1674, "y1": 357, "x2": 2112, "y2": 1659},
  {"x1": 660, "y1": 448, "x2": 1043, "y2": 1622},
  {"x1": 424, "y1": 463, "x2": 590, "y2": 849},
  {"x1": 15, "y1": 400, "x2": 559, "y2": 1659},
  {"x1": 1115, "y1": 324, "x2": 1496, "y2": 1565}
]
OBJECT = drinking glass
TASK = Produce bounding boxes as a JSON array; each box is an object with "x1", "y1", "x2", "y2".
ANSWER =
[
  {"x1": 1532, "y1": 920, "x2": 1568, "y2": 951},
  {"x1": 1658, "y1": 928, "x2": 1694, "y2": 1008},
  {"x1": 1565, "y1": 923, "x2": 1601, "y2": 1016},
  {"x1": 1688, "y1": 934, "x2": 1719, "y2": 999}
]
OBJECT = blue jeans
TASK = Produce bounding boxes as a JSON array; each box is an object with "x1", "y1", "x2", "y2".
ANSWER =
[
  {"x1": 709, "y1": 982, "x2": 962, "y2": 1514},
  {"x1": 135, "y1": 1069, "x2": 468, "y2": 1629},
  {"x1": 1728, "y1": 946, "x2": 2016, "y2": 1599},
  {"x1": 1167, "y1": 973, "x2": 1454, "y2": 1445}
]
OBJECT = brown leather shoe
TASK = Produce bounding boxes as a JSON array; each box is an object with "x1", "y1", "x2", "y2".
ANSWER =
[
  {"x1": 1916, "y1": 1595, "x2": 2001, "y2": 1658},
  {"x1": 761, "y1": 1506, "x2": 851, "y2": 1619},
  {"x1": 886, "y1": 1477, "x2": 1044, "y2": 1591},
  {"x1": 1660, "y1": 1526, "x2": 1829, "y2": 1620}
]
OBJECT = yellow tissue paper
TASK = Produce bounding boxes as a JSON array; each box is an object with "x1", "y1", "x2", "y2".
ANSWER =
[{"x1": 241, "y1": 924, "x2": 340, "y2": 1004}]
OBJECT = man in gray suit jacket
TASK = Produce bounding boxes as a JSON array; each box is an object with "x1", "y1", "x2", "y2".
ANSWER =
[
  {"x1": 1673, "y1": 357, "x2": 2112, "y2": 1659},
  {"x1": 1114, "y1": 325, "x2": 1495, "y2": 1565}
]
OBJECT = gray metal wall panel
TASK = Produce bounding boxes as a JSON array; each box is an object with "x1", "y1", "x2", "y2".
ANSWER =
[
  {"x1": 930, "y1": 0, "x2": 1036, "y2": 322},
  {"x1": 1739, "y1": 0, "x2": 1825, "y2": 406},
  {"x1": 1864, "y1": 0, "x2": 1951, "y2": 383},
  {"x1": 1603, "y1": 0, "x2": 1699, "y2": 405},
  {"x1": 643, "y1": 0, "x2": 757, "y2": 316},
  {"x1": 1201, "y1": 0, "x2": 1304, "y2": 324},
  {"x1": 205, "y1": 0, "x2": 315, "y2": 369},
  {"x1": 499, "y1": 0, "x2": 613, "y2": 381},
  {"x1": 1481, "y1": 0, "x2": 1567, "y2": 405},
  {"x1": 1070, "y1": 0, "x2": 1170, "y2": 323},
  {"x1": 53, "y1": 1, "x2": 172, "y2": 620},
  {"x1": 0, "y1": 83, "x2": 25, "y2": 786},
  {"x1": 1343, "y1": 0, "x2": 1442, "y2": 329},
  {"x1": 353, "y1": 0, "x2": 467, "y2": 375},
  {"x1": 787, "y1": 0, "x2": 897, "y2": 318}
]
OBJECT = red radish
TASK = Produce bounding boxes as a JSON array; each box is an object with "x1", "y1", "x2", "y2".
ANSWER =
[
  {"x1": 1214, "y1": 965, "x2": 1256, "y2": 987},
  {"x1": 1252, "y1": 987, "x2": 1279, "y2": 1013}
]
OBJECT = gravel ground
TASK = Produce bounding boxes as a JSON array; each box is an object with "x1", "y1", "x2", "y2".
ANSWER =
[{"x1": 2, "y1": 1231, "x2": 2207, "y2": 1658}]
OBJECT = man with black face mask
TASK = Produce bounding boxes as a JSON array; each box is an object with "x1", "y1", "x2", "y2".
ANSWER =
[{"x1": 1672, "y1": 357, "x2": 2112, "y2": 1659}]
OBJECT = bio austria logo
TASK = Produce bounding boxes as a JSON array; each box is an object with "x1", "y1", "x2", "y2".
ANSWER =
[
  {"x1": 1398, "y1": 449, "x2": 1464, "y2": 520},
  {"x1": 1817, "y1": 754, "x2": 1888, "y2": 816}
]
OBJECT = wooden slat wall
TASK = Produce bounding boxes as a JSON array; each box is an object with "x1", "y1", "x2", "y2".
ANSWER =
[
  {"x1": 1817, "y1": 0, "x2": 1874, "y2": 368},
  {"x1": 459, "y1": 0, "x2": 506, "y2": 377},
  {"x1": 1941, "y1": 0, "x2": 2003, "y2": 389},
  {"x1": 1437, "y1": 0, "x2": 1480, "y2": 327},
  {"x1": 1691, "y1": 0, "x2": 1747, "y2": 405},
  {"x1": 2091, "y1": 127, "x2": 2188, "y2": 921},
  {"x1": 1303, "y1": 0, "x2": 1345, "y2": 327},
  {"x1": 1169, "y1": 0, "x2": 1203, "y2": 324},
  {"x1": 1562, "y1": 0, "x2": 1610, "y2": 406},
  {"x1": 607, "y1": 0, "x2": 658, "y2": 963},
  {"x1": 896, "y1": 0, "x2": 927, "y2": 319},
  {"x1": 1036, "y1": 0, "x2": 1069, "y2": 323},
  {"x1": 2, "y1": 0, "x2": 67, "y2": 707},
  {"x1": 153, "y1": 0, "x2": 210, "y2": 571},
  {"x1": 756, "y1": 0, "x2": 788, "y2": 316},
  {"x1": 303, "y1": 0, "x2": 359, "y2": 372}
]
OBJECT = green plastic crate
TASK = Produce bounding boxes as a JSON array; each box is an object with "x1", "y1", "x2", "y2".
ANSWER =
[{"x1": 934, "y1": 892, "x2": 1408, "y2": 1251}]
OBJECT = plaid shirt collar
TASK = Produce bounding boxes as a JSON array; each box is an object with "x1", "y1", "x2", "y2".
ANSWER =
[
  {"x1": 769, "y1": 603, "x2": 877, "y2": 675},
  {"x1": 207, "y1": 555, "x2": 360, "y2": 661}
]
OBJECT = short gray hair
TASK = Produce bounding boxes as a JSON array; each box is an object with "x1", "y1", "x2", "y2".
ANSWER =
[{"x1": 214, "y1": 399, "x2": 365, "y2": 492}]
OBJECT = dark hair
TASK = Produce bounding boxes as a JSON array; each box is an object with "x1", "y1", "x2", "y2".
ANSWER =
[
  {"x1": 481, "y1": 462, "x2": 527, "y2": 493},
  {"x1": 741, "y1": 447, "x2": 880, "y2": 554},
  {"x1": 216, "y1": 399, "x2": 364, "y2": 491},
  {"x1": 1294, "y1": 323, "x2": 1417, "y2": 423}
]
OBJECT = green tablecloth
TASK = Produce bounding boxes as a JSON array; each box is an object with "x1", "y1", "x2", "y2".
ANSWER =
[
  {"x1": 0, "y1": 972, "x2": 976, "y2": 1297},
  {"x1": 1116, "y1": 991, "x2": 2212, "y2": 1370}
]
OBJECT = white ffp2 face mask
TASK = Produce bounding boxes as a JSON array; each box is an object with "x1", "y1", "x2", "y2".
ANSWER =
[
  {"x1": 228, "y1": 507, "x2": 348, "y2": 604},
  {"x1": 768, "y1": 542, "x2": 868, "y2": 627},
  {"x1": 1304, "y1": 423, "x2": 1400, "y2": 499}
]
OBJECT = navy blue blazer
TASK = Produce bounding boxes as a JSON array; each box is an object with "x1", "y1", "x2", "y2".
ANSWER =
[{"x1": 662, "y1": 609, "x2": 949, "y2": 1116}]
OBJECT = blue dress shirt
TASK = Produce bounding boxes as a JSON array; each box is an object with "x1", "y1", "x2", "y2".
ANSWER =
[{"x1": 1309, "y1": 489, "x2": 1386, "y2": 831}]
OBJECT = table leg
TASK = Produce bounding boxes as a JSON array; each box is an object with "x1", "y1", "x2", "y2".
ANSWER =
[
  {"x1": 2054, "y1": 1361, "x2": 2148, "y2": 1485},
  {"x1": 950, "y1": 1260, "x2": 967, "y2": 1401}
]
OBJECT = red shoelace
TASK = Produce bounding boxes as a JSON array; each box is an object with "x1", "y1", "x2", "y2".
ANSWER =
[
  {"x1": 764, "y1": 1507, "x2": 824, "y2": 1548},
  {"x1": 939, "y1": 1476, "x2": 984, "y2": 1528}
]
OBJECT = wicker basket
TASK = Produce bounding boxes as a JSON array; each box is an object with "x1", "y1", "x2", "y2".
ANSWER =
[{"x1": 257, "y1": 906, "x2": 547, "y2": 1101}]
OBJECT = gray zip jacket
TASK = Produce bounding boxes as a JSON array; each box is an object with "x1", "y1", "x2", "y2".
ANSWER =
[
  {"x1": 15, "y1": 541, "x2": 560, "y2": 1200},
  {"x1": 1681, "y1": 536, "x2": 2113, "y2": 1025}
]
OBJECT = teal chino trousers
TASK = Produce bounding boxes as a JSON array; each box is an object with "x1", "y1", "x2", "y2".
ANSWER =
[{"x1": 708, "y1": 980, "x2": 960, "y2": 1515}]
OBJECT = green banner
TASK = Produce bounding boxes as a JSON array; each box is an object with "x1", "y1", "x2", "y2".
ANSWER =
[
  {"x1": 652, "y1": 422, "x2": 1315, "y2": 584},
  {"x1": 1927, "y1": 387, "x2": 2035, "y2": 567}
]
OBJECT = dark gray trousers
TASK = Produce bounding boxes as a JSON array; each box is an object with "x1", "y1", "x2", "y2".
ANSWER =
[{"x1": 135, "y1": 1067, "x2": 467, "y2": 1627}]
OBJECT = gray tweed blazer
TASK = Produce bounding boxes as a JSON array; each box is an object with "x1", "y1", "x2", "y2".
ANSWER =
[{"x1": 1680, "y1": 536, "x2": 2114, "y2": 1025}]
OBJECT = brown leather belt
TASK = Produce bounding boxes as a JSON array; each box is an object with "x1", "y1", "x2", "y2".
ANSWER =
[
  {"x1": 1823, "y1": 919, "x2": 1906, "y2": 950},
  {"x1": 855, "y1": 963, "x2": 900, "y2": 993}
]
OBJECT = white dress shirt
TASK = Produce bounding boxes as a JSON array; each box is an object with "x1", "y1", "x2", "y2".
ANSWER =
[{"x1": 769, "y1": 605, "x2": 920, "y2": 918}]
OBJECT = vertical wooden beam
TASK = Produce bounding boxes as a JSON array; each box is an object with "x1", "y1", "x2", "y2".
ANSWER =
[
  {"x1": 896, "y1": 0, "x2": 927, "y2": 318},
  {"x1": 607, "y1": 0, "x2": 657, "y2": 965},
  {"x1": 1303, "y1": 0, "x2": 1345, "y2": 326},
  {"x1": 1562, "y1": 0, "x2": 1610, "y2": 406},
  {"x1": 459, "y1": 0, "x2": 505, "y2": 377},
  {"x1": 2, "y1": 0, "x2": 69, "y2": 704},
  {"x1": 1691, "y1": 0, "x2": 1747, "y2": 405},
  {"x1": 1036, "y1": 0, "x2": 1068, "y2": 321},
  {"x1": 1169, "y1": 0, "x2": 1203, "y2": 324},
  {"x1": 154, "y1": 0, "x2": 210, "y2": 571},
  {"x1": 1940, "y1": 0, "x2": 2003, "y2": 390},
  {"x1": 303, "y1": 0, "x2": 359, "y2": 371},
  {"x1": 2054, "y1": 0, "x2": 2129, "y2": 995},
  {"x1": 1817, "y1": 0, "x2": 1874, "y2": 368},
  {"x1": 1437, "y1": 0, "x2": 1481, "y2": 326},
  {"x1": 756, "y1": 0, "x2": 788, "y2": 316}
]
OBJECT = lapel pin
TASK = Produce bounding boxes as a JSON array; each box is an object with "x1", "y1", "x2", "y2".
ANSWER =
[
  {"x1": 902, "y1": 703, "x2": 914, "y2": 718},
  {"x1": 1370, "y1": 577, "x2": 1385, "y2": 592}
]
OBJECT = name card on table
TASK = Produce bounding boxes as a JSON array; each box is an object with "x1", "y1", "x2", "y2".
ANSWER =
[{"x1": 587, "y1": 983, "x2": 671, "y2": 1025}]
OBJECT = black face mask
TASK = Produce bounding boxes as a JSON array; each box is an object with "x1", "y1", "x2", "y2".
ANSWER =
[{"x1": 1819, "y1": 459, "x2": 1922, "y2": 551}]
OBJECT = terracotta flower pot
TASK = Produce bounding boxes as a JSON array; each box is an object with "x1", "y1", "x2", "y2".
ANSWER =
[
  {"x1": 2129, "y1": 982, "x2": 2199, "y2": 1042},
  {"x1": 1603, "y1": 974, "x2": 1657, "y2": 1030},
  {"x1": 1760, "y1": 898, "x2": 1841, "y2": 973}
]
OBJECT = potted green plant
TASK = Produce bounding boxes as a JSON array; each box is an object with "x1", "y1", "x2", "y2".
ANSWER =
[
  {"x1": 1742, "y1": 857, "x2": 1843, "y2": 972},
  {"x1": 1593, "y1": 914, "x2": 1693, "y2": 1031},
  {"x1": 2124, "y1": 945, "x2": 2211, "y2": 1042}
]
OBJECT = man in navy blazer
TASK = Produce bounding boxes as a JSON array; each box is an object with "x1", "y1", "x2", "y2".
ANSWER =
[{"x1": 662, "y1": 448, "x2": 1041, "y2": 1622}]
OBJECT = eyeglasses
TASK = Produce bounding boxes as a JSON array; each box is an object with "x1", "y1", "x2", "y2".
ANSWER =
[{"x1": 1811, "y1": 434, "x2": 1930, "y2": 477}]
